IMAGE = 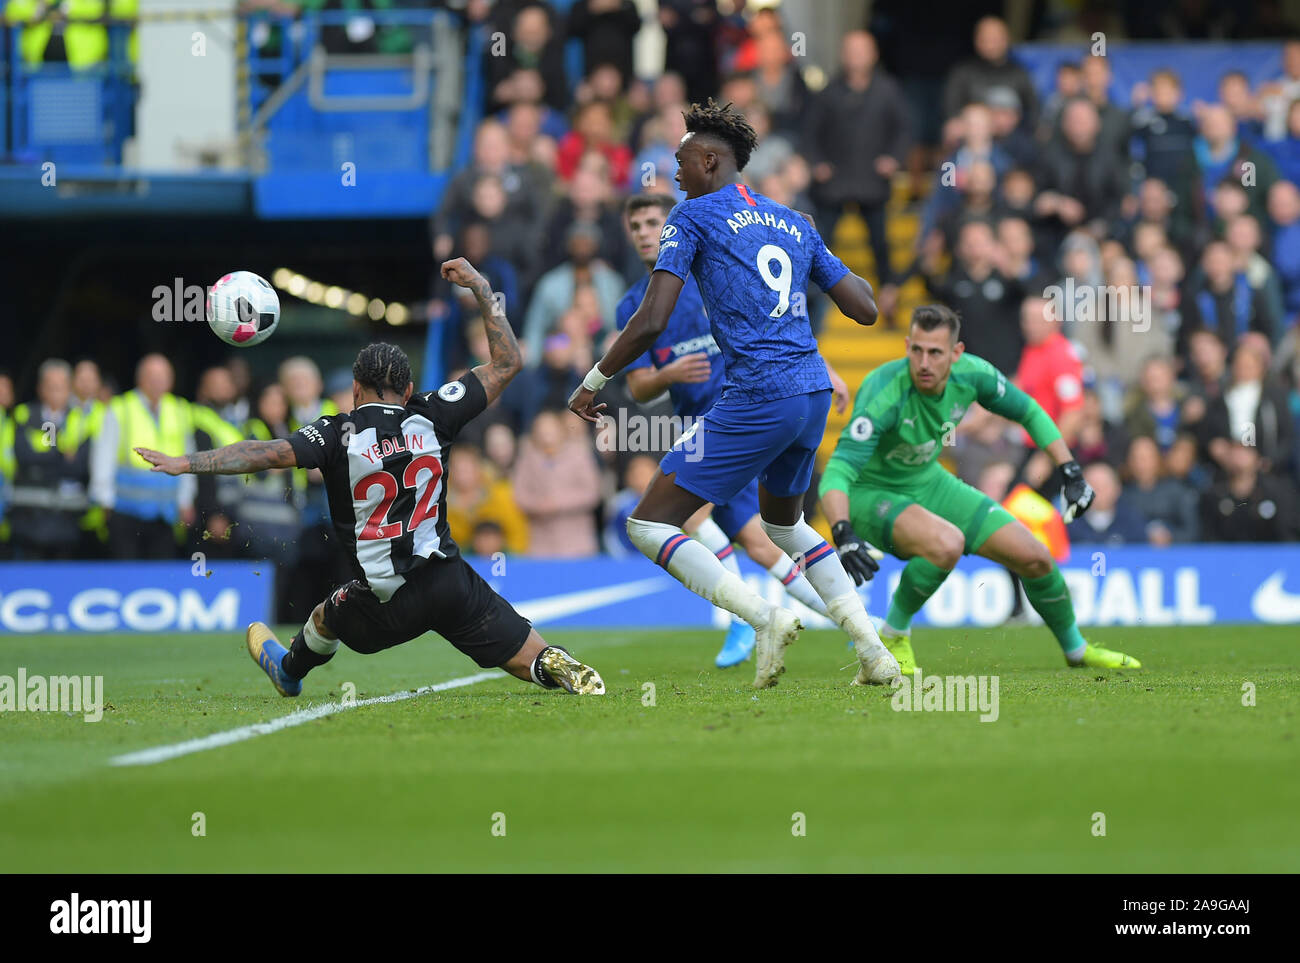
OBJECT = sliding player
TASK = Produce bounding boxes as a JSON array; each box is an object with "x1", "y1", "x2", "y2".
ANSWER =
[
  {"x1": 618, "y1": 192, "x2": 842, "y2": 668},
  {"x1": 819, "y1": 303, "x2": 1142, "y2": 674},
  {"x1": 136, "y1": 259, "x2": 605, "y2": 697},
  {"x1": 569, "y1": 99, "x2": 899, "y2": 689}
]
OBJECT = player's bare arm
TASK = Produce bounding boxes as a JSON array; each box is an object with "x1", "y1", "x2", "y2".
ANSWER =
[
  {"x1": 569, "y1": 269, "x2": 685, "y2": 423},
  {"x1": 134, "y1": 439, "x2": 297, "y2": 475},
  {"x1": 441, "y1": 256, "x2": 522, "y2": 404},
  {"x1": 625, "y1": 352, "x2": 712, "y2": 403},
  {"x1": 827, "y1": 273, "x2": 878, "y2": 326}
]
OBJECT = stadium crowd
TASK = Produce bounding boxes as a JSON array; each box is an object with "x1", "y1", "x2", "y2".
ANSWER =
[{"x1": 2, "y1": 2, "x2": 1299, "y2": 620}]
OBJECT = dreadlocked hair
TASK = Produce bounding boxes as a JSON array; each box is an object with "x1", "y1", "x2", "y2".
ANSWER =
[
  {"x1": 683, "y1": 97, "x2": 760, "y2": 172},
  {"x1": 352, "y1": 342, "x2": 412, "y2": 401}
]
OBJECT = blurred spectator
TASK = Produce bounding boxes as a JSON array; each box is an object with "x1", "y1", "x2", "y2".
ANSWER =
[
  {"x1": 986, "y1": 86, "x2": 1037, "y2": 170},
  {"x1": 71, "y1": 360, "x2": 103, "y2": 411},
  {"x1": 748, "y1": 11, "x2": 808, "y2": 139},
  {"x1": 482, "y1": 421, "x2": 519, "y2": 476},
  {"x1": 633, "y1": 102, "x2": 689, "y2": 202},
  {"x1": 1073, "y1": 387, "x2": 1132, "y2": 468},
  {"x1": 1200, "y1": 339, "x2": 1295, "y2": 475},
  {"x1": 1122, "y1": 435, "x2": 1200, "y2": 544},
  {"x1": 923, "y1": 219, "x2": 1024, "y2": 374},
  {"x1": 1185, "y1": 239, "x2": 1281, "y2": 352},
  {"x1": 90, "y1": 354, "x2": 195, "y2": 559},
  {"x1": 1066, "y1": 462, "x2": 1150, "y2": 545},
  {"x1": 431, "y1": 119, "x2": 548, "y2": 264},
  {"x1": 803, "y1": 31, "x2": 909, "y2": 286},
  {"x1": 557, "y1": 97, "x2": 633, "y2": 191},
  {"x1": 1217, "y1": 70, "x2": 1266, "y2": 145},
  {"x1": 279, "y1": 356, "x2": 344, "y2": 621},
  {"x1": 191, "y1": 366, "x2": 244, "y2": 552},
  {"x1": 943, "y1": 16, "x2": 1037, "y2": 130},
  {"x1": 512, "y1": 410, "x2": 601, "y2": 556},
  {"x1": 1199, "y1": 441, "x2": 1299, "y2": 541},
  {"x1": 1262, "y1": 98, "x2": 1300, "y2": 186},
  {"x1": 576, "y1": 62, "x2": 639, "y2": 141},
  {"x1": 501, "y1": 98, "x2": 566, "y2": 160},
  {"x1": 1182, "y1": 327, "x2": 1230, "y2": 421},
  {"x1": 484, "y1": 1, "x2": 569, "y2": 114},
  {"x1": 1018, "y1": 295, "x2": 1086, "y2": 441},
  {"x1": 1035, "y1": 97, "x2": 1129, "y2": 242},
  {"x1": 933, "y1": 157, "x2": 1004, "y2": 256},
  {"x1": 1226, "y1": 214, "x2": 1287, "y2": 326},
  {"x1": 1077, "y1": 54, "x2": 1131, "y2": 159},
  {"x1": 998, "y1": 215, "x2": 1052, "y2": 292},
  {"x1": 1038, "y1": 61, "x2": 1082, "y2": 141},
  {"x1": 658, "y1": 0, "x2": 719, "y2": 106},
  {"x1": 567, "y1": 0, "x2": 641, "y2": 88},
  {"x1": 3, "y1": 360, "x2": 95, "y2": 559},
  {"x1": 1267, "y1": 179, "x2": 1300, "y2": 318},
  {"x1": 1017, "y1": 295, "x2": 1085, "y2": 487},
  {"x1": 1124, "y1": 355, "x2": 1189, "y2": 456},
  {"x1": 628, "y1": 71, "x2": 687, "y2": 151},
  {"x1": 523, "y1": 222, "x2": 624, "y2": 365},
  {"x1": 445, "y1": 443, "x2": 529, "y2": 554},
  {"x1": 541, "y1": 151, "x2": 630, "y2": 274},
  {"x1": 426, "y1": 220, "x2": 521, "y2": 378},
  {"x1": 471, "y1": 520, "x2": 508, "y2": 557},
  {"x1": 1130, "y1": 69, "x2": 1197, "y2": 194},
  {"x1": 240, "y1": 383, "x2": 302, "y2": 621},
  {"x1": 1193, "y1": 105, "x2": 1279, "y2": 224},
  {"x1": 1260, "y1": 39, "x2": 1300, "y2": 140}
]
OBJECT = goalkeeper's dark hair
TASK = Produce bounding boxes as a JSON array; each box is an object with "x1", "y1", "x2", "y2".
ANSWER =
[
  {"x1": 683, "y1": 98, "x2": 759, "y2": 172},
  {"x1": 910, "y1": 304, "x2": 962, "y2": 342},
  {"x1": 353, "y1": 342, "x2": 412, "y2": 401}
]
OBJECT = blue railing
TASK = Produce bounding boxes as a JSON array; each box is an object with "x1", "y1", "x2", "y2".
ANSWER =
[
  {"x1": 2, "y1": 10, "x2": 483, "y2": 218},
  {"x1": 4, "y1": 22, "x2": 135, "y2": 165}
]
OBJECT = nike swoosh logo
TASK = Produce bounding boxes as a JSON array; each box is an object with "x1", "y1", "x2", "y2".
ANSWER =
[
  {"x1": 513, "y1": 577, "x2": 675, "y2": 624},
  {"x1": 1251, "y1": 571, "x2": 1300, "y2": 622}
]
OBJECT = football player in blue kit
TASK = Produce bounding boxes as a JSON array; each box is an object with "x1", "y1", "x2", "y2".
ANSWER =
[
  {"x1": 617, "y1": 192, "x2": 854, "y2": 669},
  {"x1": 569, "y1": 99, "x2": 900, "y2": 689}
]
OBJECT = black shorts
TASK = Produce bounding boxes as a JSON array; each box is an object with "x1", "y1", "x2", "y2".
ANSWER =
[{"x1": 321, "y1": 557, "x2": 532, "y2": 668}]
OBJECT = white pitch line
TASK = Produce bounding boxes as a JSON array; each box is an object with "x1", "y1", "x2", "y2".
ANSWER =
[{"x1": 107, "y1": 670, "x2": 503, "y2": 768}]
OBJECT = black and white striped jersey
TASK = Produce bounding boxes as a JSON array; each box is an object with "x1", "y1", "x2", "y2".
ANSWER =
[{"x1": 288, "y1": 372, "x2": 488, "y2": 601}]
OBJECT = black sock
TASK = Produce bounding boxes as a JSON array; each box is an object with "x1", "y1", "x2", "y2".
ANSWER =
[
  {"x1": 530, "y1": 647, "x2": 560, "y2": 689},
  {"x1": 281, "y1": 631, "x2": 334, "y2": 680}
]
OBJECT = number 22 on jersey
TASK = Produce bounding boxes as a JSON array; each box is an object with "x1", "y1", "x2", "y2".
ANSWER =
[{"x1": 353, "y1": 454, "x2": 443, "y2": 540}]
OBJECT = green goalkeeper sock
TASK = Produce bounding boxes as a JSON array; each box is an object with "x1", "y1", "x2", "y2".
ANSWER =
[
  {"x1": 1022, "y1": 565, "x2": 1087, "y2": 657},
  {"x1": 885, "y1": 557, "x2": 951, "y2": 633}
]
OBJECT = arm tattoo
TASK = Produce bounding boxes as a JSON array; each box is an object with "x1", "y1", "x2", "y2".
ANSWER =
[
  {"x1": 471, "y1": 278, "x2": 522, "y2": 395},
  {"x1": 186, "y1": 439, "x2": 296, "y2": 474}
]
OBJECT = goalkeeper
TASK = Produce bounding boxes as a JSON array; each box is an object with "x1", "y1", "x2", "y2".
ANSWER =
[{"x1": 818, "y1": 304, "x2": 1141, "y2": 674}]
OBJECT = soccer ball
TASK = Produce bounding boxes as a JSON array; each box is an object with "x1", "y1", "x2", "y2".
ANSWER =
[{"x1": 206, "y1": 271, "x2": 280, "y2": 347}]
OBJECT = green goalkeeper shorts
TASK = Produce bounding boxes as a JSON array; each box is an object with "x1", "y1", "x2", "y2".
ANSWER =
[{"x1": 847, "y1": 466, "x2": 1015, "y2": 558}]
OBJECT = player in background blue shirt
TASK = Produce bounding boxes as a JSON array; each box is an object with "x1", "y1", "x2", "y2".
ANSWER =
[
  {"x1": 618, "y1": 192, "x2": 846, "y2": 669},
  {"x1": 569, "y1": 100, "x2": 900, "y2": 689}
]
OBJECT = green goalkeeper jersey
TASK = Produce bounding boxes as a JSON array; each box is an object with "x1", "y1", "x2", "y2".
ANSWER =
[{"x1": 819, "y1": 353, "x2": 1062, "y2": 496}]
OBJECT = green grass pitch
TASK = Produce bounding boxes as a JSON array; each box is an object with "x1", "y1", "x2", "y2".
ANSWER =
[{"x1": 1, "y1": 624, "x2": 1296, "y2": 872}]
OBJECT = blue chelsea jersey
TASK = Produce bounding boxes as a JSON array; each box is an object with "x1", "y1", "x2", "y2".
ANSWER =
[
  {"x1": 616, "y1": 272, "x2": 726, "y2": 418},
  {"x1": 652, "y1": 182, "x2": 847, "y2": 405}
]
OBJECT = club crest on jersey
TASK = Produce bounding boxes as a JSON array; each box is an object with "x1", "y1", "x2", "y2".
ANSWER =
[{"x1": 438, "y1": 381, "x2": 466, "y2": 402}]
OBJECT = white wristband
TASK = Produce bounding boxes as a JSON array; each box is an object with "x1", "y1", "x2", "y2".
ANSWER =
[{"x1": 582, "y1": 363, "x2": 610, "y2": 392}]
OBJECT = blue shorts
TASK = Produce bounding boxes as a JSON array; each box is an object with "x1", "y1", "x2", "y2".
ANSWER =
[
  {"x1": 711, "y1": 480, "x2": 761, "y2": 540},
  {"x1": 661, "y1": 389, "x2": 832, "y2": 506}
]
